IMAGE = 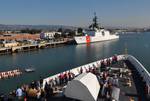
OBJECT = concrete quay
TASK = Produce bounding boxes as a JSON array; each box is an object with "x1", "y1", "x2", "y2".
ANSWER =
[{"x1": 0, "y1": 40, "x2": 67, "y2": 54}]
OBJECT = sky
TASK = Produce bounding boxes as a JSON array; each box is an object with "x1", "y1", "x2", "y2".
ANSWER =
[{"x1": 0, "y1": 0, "x2": 150, "y2": 28}]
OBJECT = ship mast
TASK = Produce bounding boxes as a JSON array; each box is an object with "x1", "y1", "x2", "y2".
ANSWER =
[{"x1": 89, "y1": 12, "x2": 100, "y2": 30}]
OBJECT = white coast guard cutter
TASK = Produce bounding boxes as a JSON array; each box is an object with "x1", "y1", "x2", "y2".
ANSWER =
[{"x1": 74, "y1": 13, "x2": 119, "y2": 44}]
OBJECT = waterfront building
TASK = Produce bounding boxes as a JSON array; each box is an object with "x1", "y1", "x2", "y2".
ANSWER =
[
  {"x1": 3, "y1": 41, "x2": 19, "y2": 48},
  {"x1": 40, "y1": 32, "x2": 62, "y2": 39}
]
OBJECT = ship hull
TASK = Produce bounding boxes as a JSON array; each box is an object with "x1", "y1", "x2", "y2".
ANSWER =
[{"x1": 74, "y1": 35, "x2": 119, "y2": 44}]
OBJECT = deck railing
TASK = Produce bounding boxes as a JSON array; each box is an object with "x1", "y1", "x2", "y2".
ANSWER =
[
  {"x1": 126, "y1": 55, "x2": 150, "y2": 96},
  {"x1": 43, "y1": 55, "x2": 125, "y2": 87},
  {"x1": 43, "y1": 54, "x2": 150, "y2": 96},
  {"x1": 126, "y1": 55, "x2": 150, "y2": 84}
]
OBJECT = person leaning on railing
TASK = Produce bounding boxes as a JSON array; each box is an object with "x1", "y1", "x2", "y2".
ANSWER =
[{"x1": 16, "y1": 87, "x2": 23, "y2": 100}]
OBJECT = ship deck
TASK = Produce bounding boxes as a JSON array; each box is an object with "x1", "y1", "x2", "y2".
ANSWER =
[
  {"x1": 44, "y1": 60, "x2": 148, "y2": 101},
  {"x1": 2, "y1": 60, "x2": 148, "y2": 101}
]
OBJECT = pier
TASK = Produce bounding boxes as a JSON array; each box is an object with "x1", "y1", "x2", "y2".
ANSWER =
[{"x1": 0, "y1": 40, "x2": 67, "y2": 54}]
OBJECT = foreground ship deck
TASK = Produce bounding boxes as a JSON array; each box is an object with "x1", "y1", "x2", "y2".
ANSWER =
[
  {"x1": 44, "y1": 60, "x2": 148, "y2": 101},
  {"x1": 0, "y1": 55, "x2": 150, "y2": 101}
]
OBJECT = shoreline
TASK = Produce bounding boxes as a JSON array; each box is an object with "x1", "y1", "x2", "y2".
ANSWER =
[{"x1": 0, "y1": 39, "x2": 74, "y2": 55}]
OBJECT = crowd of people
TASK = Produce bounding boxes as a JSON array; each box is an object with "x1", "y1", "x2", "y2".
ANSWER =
[
  {"x1": 0, "y1": 55, "x2": 119, "y2": 101},
  {"x1": 97, "y1": 71, "x2": 120, "y2": 100},
  {"x1": 0, "y1": 78, "x2": 44, "y2": 101}
]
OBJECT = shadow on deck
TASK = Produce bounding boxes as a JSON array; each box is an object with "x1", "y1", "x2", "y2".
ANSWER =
[{"x1": 125, "y1": 60, "x2": 148, "y2": 101}]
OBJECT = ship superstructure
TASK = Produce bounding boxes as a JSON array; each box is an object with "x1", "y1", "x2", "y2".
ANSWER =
[{"x1": 74, "y1": 13, "x2": 119, "y2": 44}]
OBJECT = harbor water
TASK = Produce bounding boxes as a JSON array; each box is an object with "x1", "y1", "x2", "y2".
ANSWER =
[{"x1": 0, "y1": 32, "x2": 150, "y2": 93}]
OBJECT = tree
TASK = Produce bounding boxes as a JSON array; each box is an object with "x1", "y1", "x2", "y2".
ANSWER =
[
  {"x1": 57, "y1": 28, "x2": 63, "y2": 32},
  {"x1": 54, "y1": 33, "x2": 61, "y2": 39},
  {"x1": 77, "y1": 27, "x2": 83, "y2": 33},
  {"x1": 20, "y1": 28, "x2": 41, "y2": 34},
  {"x1": 68, "y1": 31, "x2": 75, "y2": 37},
  {"x1": 61, "y1": 33, "x2": 67, "y2": 38}
]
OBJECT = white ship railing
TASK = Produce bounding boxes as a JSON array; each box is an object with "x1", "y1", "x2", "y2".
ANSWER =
[
  {"x1": 43, "y1": 54, "x2": 150, "y2": 96},
  {"x1": 43, "y1": 55, "x2": 116, "y2": 85},
  {"x1": 126, "y1": 55, "x2": 150, "y2": 84},
  {"x1": 125, "y1": 55, "x2": 150, "y2": 96}
]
